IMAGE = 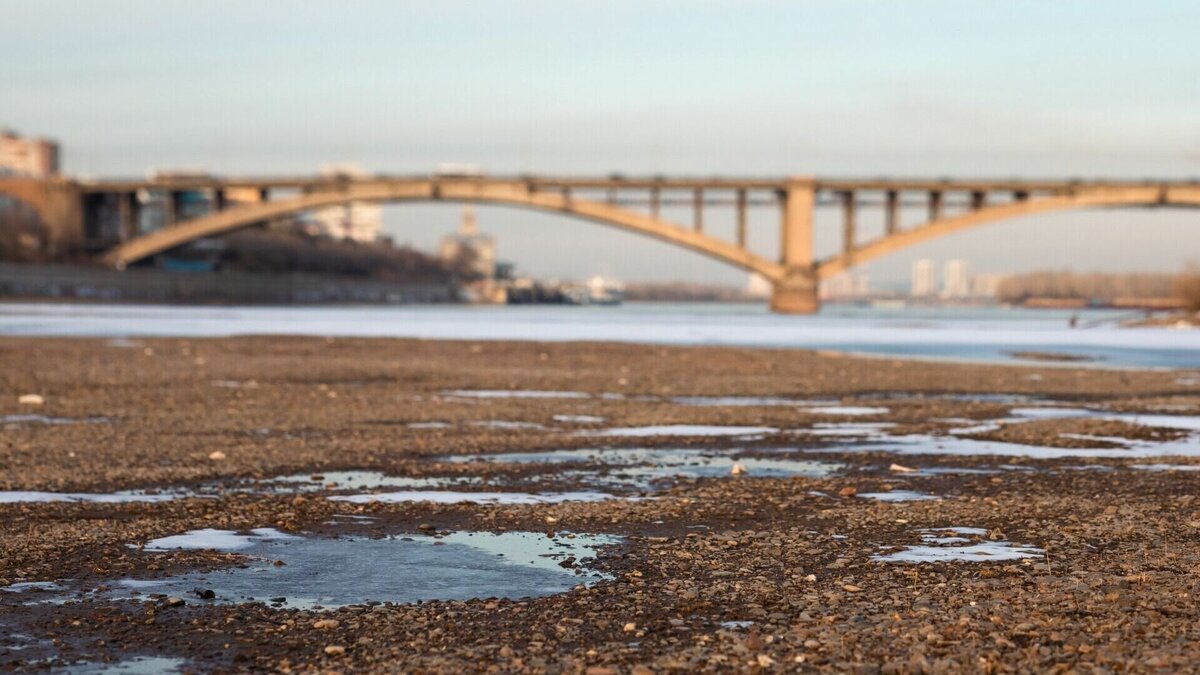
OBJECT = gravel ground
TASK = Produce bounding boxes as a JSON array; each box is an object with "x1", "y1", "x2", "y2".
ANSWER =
[{"x1": 1, "y1": 336, "x2": 1199, "y2": 673}]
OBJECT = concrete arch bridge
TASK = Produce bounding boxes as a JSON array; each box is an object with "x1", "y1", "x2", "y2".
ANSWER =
[{"x1": 1, "y1": 174, "x2": 1197, "y2": 313}]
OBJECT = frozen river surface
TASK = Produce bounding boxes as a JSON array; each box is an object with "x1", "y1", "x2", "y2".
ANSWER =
[{"x1": 1, "y1": 302, "x2": 1197, "y2": 369}]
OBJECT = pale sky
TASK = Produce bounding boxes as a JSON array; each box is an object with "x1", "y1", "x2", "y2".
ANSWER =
[{"x1": 3, "y1": 0, "x2": 1198, "y2": 284}]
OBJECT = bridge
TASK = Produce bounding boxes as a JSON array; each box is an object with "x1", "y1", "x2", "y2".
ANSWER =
[{"x1": 1, "y1": 173, "x2": 1198, "y2": 313}]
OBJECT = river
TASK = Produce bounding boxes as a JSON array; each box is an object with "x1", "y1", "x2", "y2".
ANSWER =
[{"x1": 0, "y1": 302, "x2": 1196, "y2": 369}]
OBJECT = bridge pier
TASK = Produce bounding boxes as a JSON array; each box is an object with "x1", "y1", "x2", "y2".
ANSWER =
[{"x1": 770, "y1": 266, "x2": 819, "y2": 314}]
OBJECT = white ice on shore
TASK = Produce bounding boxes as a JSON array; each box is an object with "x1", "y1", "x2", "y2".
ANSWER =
[
  {"x1": 142, "y1": 527, "x2": 297, "y2": 552},
  {"x1": 444, "y1": 390, "x2": 590, "y2": 399},
  {"x1": 584, "y1": 425, "x2": 779, "y2": 438},
  {"x1": 0, "y1": 491, "x2": 176, "y2": 504},
  {"x1": 328, "y1": 490, "x2": 615, "y2": 505},
  {"x1": 800, "y1": 406, "x2": 890, "y2": 416},
  {"x1": 857, "y1": 490, "x2": 941, "y2": 502},
  {"x1": 875, "y1": 527, "x2": 1042, "y2": 563}
]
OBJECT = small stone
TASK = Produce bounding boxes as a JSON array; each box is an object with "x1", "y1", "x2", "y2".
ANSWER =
[
  {"x1": 623, "y1": 622, "x2": 637, "y2": 633},
  {"x1": 418, "y1": 523, "x2": 436, "y2": 532},
  {"x1": 842, "y1": 584, "x2": 862, "y2": 593},
  {"x1": 544, "y1": 516, "x2": 559, "y2": 524},
  {"x1": 805, "y1": 574, "x2": 817, "y2": 582},
  {"x1": 838, "y1": 486, "x2": 857, "y2": 497},
  {"x1": 313, "y1": 619, "x2": 340, "y2": 630},
  {"x1": 17, "y1": 394, "x2": 44, "y2": 406},
  {"x1": 208, "y1": 451, "x2": 226, "y2": 461},
  {"x1": 756, "y1": 654, "x2": 776, "y2": 667},
  {"x1": 324, "y1": 645, "x2": 345, "y2": 656},
  {"x1": 164, "y1": 596, "x2": 185, "y2": 607},
  {"x1": 889, "y1": 463, "x2": 917, "y2": 473},
  {"x1": 730, "y1": 462, "x2": 748, "y2": 476}
]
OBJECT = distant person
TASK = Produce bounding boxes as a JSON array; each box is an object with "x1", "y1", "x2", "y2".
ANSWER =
[{"x1": 1069, "y1": 314, "x2": 1078, "y2": 328}]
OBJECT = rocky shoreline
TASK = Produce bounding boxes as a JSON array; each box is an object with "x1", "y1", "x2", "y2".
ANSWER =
[{"x1": 2, "y1": 337, "x2": 1199, "y2": 672}]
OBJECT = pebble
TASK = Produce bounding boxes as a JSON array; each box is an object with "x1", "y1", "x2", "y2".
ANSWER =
[
  {"x1": 313, "y1": 619, "x2": 340, "y2": 630},
  {"x1": 17, "y1": 394, "x2": 44, "y2": 406},
  {"x1": 324, "y1": 645, "x2": 346, "y2": 656},
  {"x1": 208, "y1": 451, "x2": 227, "y2": 461}
]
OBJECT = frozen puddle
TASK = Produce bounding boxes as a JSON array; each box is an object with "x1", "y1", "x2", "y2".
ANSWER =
[
  {"x1": 800, "y1": 406, "x2": 889, "y2": 416},
  {"x1": 820, "y1": 423, "x2": 1200, "y2": 460},
  {"x1": 1010, "y1": 407, "x2": 1200, "y2": 432},
  {"x1": 449, "y1": 447, "x2": 841, "y2": 490},
  {"x1": 328, "y1": 490, "x2": 614, "y2": 505},
  {"x1": 874, "y1": 527, "x2": 1043, "y2": 563},
  {"x1": 0, "y1": 491, "x2": 176, "y2": 504},
  {"x1": 1, "y1": 414, "x2": 108, "y2": 426},
  {"x1": 553, "y1": 414, "x2": 606, "y2": 424},
  {"x1": 68, "y1": 656, "x2": 189, "y2": 674},
  {"x1": 585, "y1": 425, "x2": 778, "y2": 438},
  {"x1": 266, "y1": 471, "x2": 481, "y2": 491},
  {"x1": 857, "y1": 490, "x2": 940, "y2": 502},
  {"x1": 794, "y1": 422, "x2": 897, "y2": 437},
  {"x1": 120, "y1": 529, "x2": 618, "y2": 609},
  {"x1": 444, "y1": 389, "x2": 590, "y2": 399},
  {"x1": 670, "y1": 396, "x2": 835, "y2": 407},
  {"x1": 1131, "y1": 463, "x2": 1200, "y2": 472}
]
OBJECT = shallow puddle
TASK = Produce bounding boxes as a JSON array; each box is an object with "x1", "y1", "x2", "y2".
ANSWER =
[
  {"x1": 266, "y1": 471, "x2": 480, "y2": 492},
  {"x1": 444, "y1": 389, "x2": 589, "y2": 399},
  {"x1": 328, "y1": 490, "x2": 614, "y2": 505},
  {"x1": 857, "y1": 490, "x2": 940, "y2": 502},
  {"x1": 793, "y1": 422, "x2": 897, "y2": 437},
  {"x1": 799, "y1": 406, "x2": 889, "y2": 416},
  {"x1": 1, "y1": 414, "x2": 108, "y2": 426},
  {"x1": 874, "y1": 527, "x2": 1043, "y2": 563},
  {"x1": 585, "y1": 425, "x2": 778, "y2": 438},
  {"x1": 67, "y1": 656, "x2": 188, "y2": 674},
  {"x1": 0, "y1": 491, "x2": 176, "y2": 505},
  {"x1": 823, "y1": 428, "x2": 1200, "y2": 460},
  {"x1": 1131, "y1": 463, "x2": 1200, "y2": 472},
  {"x1": 449, "y1": 447, "x2": 841, "y2": 490},
  {"x1": 119, "y1": 529, "x2": 618, "y2": 609},
  {"x1": 670, "y1": 396, "x2": 834, "y2": 407},
  {"x1": 552, "y1": 414, "x2": 606, "y2": 424}
]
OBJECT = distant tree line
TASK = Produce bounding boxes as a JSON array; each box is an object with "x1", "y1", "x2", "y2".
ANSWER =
[
  {"x1": 1176, "y1": 265, "x2": 1200, "y2": 311},
  {"x1": 995, "y1": 267, "x2": 1200, "y2": 308},
  {"x1": 217, "y1": 228, "x2": 452, "y2": 282}
]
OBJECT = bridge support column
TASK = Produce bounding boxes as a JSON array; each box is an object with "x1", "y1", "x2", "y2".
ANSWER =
[
  {"x1": 40, "y1": 182, "x2": 85, "y2": 256},
  {"x1": 770, "y1": 266, "x2": 819, "y2": 315},
  {"x1": 771, "y1": 177, "x2": 819, "y2": 314}
]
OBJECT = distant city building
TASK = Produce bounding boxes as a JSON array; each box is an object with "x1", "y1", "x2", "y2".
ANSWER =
[
  {"x1": 0, "y1": 129, "x2": 59, "y2": 177},
  {"x1": 439, "y1": 204, "x2": 496, "y2": 279},
  {"x1": 911, "y1": 259, "x2": 937, "y2": 297},
  {"x1": 971, "y1": 273, "x2": 1004, "y2": 298},
  {"x1": 821, "y1": 272, "x2": 871, "y2": 300},
  {"x1": 308, "y1": 164, "x2": 382, "y2": 242},
  {"x1": 942, "y1": 259, "x2": 971, "y2": 298}
]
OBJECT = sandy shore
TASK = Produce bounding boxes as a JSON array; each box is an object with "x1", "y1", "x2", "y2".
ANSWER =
[{"x1": 2, "y1": 336, "x2": 1200, "y2": 672}]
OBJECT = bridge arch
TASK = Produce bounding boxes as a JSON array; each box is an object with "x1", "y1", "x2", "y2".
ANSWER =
[
  {"x1": 817, "y1": 186, "x2": 1200, "y2": 280},
  {"x1": 102, "y1": 180, "x2": 786, "y2": 281}
]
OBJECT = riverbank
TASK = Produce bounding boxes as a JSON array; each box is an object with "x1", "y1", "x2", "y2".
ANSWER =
[
  {"x1": 2, "y1": 337, "x2": 1200, "y2": 671},
  {"x1": 0, "y1": 262, "x2": 456, "y2": 305}
]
